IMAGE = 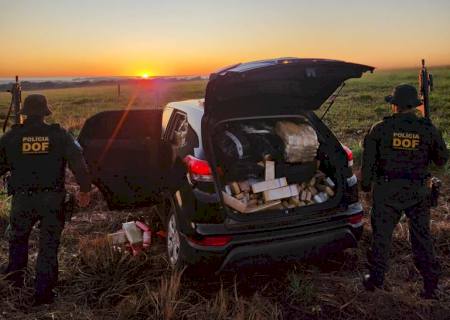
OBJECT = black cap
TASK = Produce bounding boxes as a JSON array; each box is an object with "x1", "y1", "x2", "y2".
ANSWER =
[
  {"x1": 20, "y1": 94, "x2": 52, "y2": 116},
  {"x1": 385, "y1": 84, "x2": 422, "y2": 109}
]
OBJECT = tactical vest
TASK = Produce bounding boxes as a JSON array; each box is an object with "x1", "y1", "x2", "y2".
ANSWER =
[
  {"x1": 5, "y1": 122, "x2": 67, "y2": 192},
  {"x1": 376, "y1": 114, "x2": 434, "y2": 179}
]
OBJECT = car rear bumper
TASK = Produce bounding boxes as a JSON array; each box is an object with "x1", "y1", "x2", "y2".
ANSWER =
[
  {"x1": 179, "y1": 212, "x2": 364, "y2": 272},
  {"x1": 218, "y1": 226, "x2": 360, "y2": 272}
]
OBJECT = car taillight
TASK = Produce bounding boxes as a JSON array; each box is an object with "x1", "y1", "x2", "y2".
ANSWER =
[
  {"x1": 188, "y1": 235, "x2": 232, "y2": 247},
  {"x1": 342, "y1": 145, "x2": 353, "y2": 167},
  {"x1": 184, "y1": 155, "x2": 213, "y2": 182},
  {"x1": 347, "y1": 213, "x2": 363, "y2": 226}
]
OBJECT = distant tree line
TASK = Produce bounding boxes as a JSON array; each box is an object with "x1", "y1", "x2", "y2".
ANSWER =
[{"x1": 0, "y1": 76, "x2": 206, "y2": 91}]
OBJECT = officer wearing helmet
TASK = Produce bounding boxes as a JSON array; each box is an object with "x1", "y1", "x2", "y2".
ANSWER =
[
  {"x1": 0, "y1": 94, "x2": 91, "y2": 305},
  {"x1": 361, "y1": 84, "x2": 448, "y2": 299}
]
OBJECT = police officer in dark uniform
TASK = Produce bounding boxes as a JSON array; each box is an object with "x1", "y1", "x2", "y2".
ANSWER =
[
  {"x1": 0, "y1": 94, "x2": 91, "y2": 305},
  {"x1": 361, "y1": 84, "x2": 448, "y2": 299}
]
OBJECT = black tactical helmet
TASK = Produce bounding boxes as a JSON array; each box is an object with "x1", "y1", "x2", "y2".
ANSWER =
[
  {"x1": 385, "y1": 84, "x2": 422, "y2": 109},
  {"x1": 20, "y1": 94, "x2": 52, "y2": 116}
]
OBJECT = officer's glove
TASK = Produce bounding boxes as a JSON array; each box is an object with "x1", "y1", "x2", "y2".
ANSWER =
[{"x1": 77, "y1": 191, "x2": 90, "y2": 208}]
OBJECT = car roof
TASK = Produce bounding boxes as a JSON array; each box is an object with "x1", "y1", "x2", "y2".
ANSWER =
[{"x1": 166, "y1": 99, "x2": 204, "y2": 115}]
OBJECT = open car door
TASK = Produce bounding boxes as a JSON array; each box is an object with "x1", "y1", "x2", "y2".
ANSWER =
[{"x1": 78, "y1": 109, "x2": 170, "y2": 209}]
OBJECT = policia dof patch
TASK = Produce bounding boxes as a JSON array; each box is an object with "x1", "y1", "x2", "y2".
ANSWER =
[
  {"x1": 22, "y1": 136, "x2": 50, "y2": 154},
  {"x1": 392, "y1": 132, "x2": 420, "y2": 150}
]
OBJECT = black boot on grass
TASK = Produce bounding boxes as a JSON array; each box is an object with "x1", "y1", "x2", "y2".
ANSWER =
[
  {"x1": 33, "y1": 291, "x2": 56, "y2": 307},
  {"x1": 420, "y1": 279, "x2": 439, "y2": 300},
  {"x1": 362, "y1": 274, "x2": 383, "y2": 291}
]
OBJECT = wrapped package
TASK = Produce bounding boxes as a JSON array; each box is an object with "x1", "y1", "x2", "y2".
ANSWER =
[
  {"x1": 275, "y1": 161, "x2": 317, "y2": 183},
  {"x1": 275, "y1": 121, "x2": 319, "y2": 163},
  {"x1": 215, "y1": 128, "x2": 252, "y2": 161}
]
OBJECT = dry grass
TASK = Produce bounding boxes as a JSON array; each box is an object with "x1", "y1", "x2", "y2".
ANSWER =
[{"x1": 1, "y1": 181, "x2": 449, "y2": 319}]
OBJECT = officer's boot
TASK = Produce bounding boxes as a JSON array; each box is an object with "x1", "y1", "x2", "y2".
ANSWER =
[
  {"x1": 33, "y1": 282, "x2": 56, "y2": 306},
  {"x1": 362, "y1": 273, "x2": 384, "y2": 291},
  {"x1": 5, "y1": 239, "x2": 29, "y2": 288},
  {"x1": 34, "y1": 274, "x2": 57, "y2": 306},
  {"x1": 420, "y1": 278, "x2": 439, "y2": 300},
  {"x1": 33, "y1": 291, "x2": 56, "y2": 307}
]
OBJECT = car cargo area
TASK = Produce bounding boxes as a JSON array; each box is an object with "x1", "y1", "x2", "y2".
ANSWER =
[{"x1": 212, "y1": 116, "x2": 342, "y2": 215}]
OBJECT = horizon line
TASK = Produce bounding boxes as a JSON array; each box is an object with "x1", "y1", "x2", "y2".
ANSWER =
[{"x1": 1, "y1": 64, "x2": 449, "y2": 79}]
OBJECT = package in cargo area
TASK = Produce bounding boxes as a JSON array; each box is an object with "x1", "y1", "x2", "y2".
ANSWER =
[
  {"x1": 251, "y1": 177, "x2": 288, "y2": 193},
  {"x1": 275, "y1": 121, "x2": 319, "y2": 163},
  {"x1": 215, "y1": 122, "x2": 285, "y2": 162},
  {"x1": 263, "y1": 184, "x2": 299, "y2": 202},
  {"x1": 275, "y1": 161, "x2": 317, "y2": 183},
  {"x1": 215, "y1": 128, "x2": 251, "y2": 161}
]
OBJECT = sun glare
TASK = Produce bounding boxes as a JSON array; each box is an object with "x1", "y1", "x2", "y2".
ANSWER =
[{"x1": 142, "y1": 73, "x2": 149, "y2": 79}]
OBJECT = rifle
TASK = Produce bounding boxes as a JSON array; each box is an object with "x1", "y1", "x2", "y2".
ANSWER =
[
  {"x1": 418, "y1": 59, "x2": 433, "y2": 119},
  {"x1": 3, "y1": 75, "x2": 22, "y2": 132},
  {"x1": 418, "y1": 60, "x2": 442, "y2": 207}
]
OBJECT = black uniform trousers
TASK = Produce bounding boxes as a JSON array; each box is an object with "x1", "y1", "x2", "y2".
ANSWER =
[
  {"x1": 6, "y1": 191, "x2": 65, "y2": 297},
  {"x1": 368, "y1": 180, "x2": 440, "y2": 286}
]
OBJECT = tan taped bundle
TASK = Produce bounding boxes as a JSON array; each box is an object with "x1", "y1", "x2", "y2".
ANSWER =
[{"x1": 275, "y1": 121, "x2": 319, "y2": 163}]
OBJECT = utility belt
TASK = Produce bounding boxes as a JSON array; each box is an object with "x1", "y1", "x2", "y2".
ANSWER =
[
  {"x1": 11, "y1": 187, "x2": 65, "y2": 195},
  {"x1": 377, "y1": 172, "x2": 441, "y2": 208},
  {"x1": 11, "y1": 187, "x2": 76, "y2": 221},
  {"x1": 378, "y1": 171, "x2": 429, "y2": 184}
]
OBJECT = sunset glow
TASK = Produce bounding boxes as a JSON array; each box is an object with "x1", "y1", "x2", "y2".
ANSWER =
[{"x1": 1, "y1": 0, "x2": 450, "y2": 77}]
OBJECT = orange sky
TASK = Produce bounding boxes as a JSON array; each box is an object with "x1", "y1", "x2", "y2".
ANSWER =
[{"x1": 1, "y1": 0, "x2": 450, "y2": 77}]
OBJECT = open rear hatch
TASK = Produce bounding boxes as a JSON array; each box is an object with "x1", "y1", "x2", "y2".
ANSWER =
[
  {"x1": 203, "y1": 58, "x2": 374, "y2": 120},
  {"x1": 78, "y1": 109, "x2": 171, "y2": 209},
  {"x1": 202, "y1": 58, "x2": 373, "y2": 218}
]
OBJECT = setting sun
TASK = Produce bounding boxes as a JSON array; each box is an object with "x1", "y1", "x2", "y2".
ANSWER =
[{"x1": 141, "y1": 73, "x2": 149, "y2": 79}]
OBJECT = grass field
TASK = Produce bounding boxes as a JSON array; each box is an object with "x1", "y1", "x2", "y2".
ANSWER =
[
  {"x1": 0, "y1": 68, "x2": 449, "y2": 319},
  {"x1": 0, "y1": 80, "x2": 207, "y2": 136}
]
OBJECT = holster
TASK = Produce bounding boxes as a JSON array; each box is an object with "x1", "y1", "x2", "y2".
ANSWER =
[
  {"x1": 430, "y1": 177, "x2": 441, "y2": 208},
  {"x1": 63, "y1": 192, "x2": 76, "y2": 222}
]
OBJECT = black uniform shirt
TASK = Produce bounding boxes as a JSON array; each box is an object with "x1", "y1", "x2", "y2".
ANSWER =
[
  {"x1": 361, "y1": 112, "x2": 448, "y2": 191},
  {"x1": 0, "y1": 119, "x2": 91, "y2": 192}
]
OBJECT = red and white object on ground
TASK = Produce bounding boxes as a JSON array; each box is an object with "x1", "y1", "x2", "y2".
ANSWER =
[
  {"x1": 136, "y1": 221, "x2": 152, "y2": 248},
  {"x1": 108, "y1": 221, "x2": 152, "y2": 255}
]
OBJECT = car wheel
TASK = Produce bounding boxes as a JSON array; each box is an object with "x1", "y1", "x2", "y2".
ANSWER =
[
  {"x1": 167, "y1": 211, "x2": 182, "y2": 268},
  {"x1": 163, "y1": 195, "x2": 212, "y2": 277}
]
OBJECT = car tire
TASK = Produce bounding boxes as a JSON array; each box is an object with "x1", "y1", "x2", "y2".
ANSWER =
[
  {"x1": 163, "y1": 194, "x2": 216, "y2": 278},
  {"x1": 166, "y1": 210, "x2": 184, "y2": 270},
  {"x1": 165, "y1": 197, "x2": 190, "y2": 271}
]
